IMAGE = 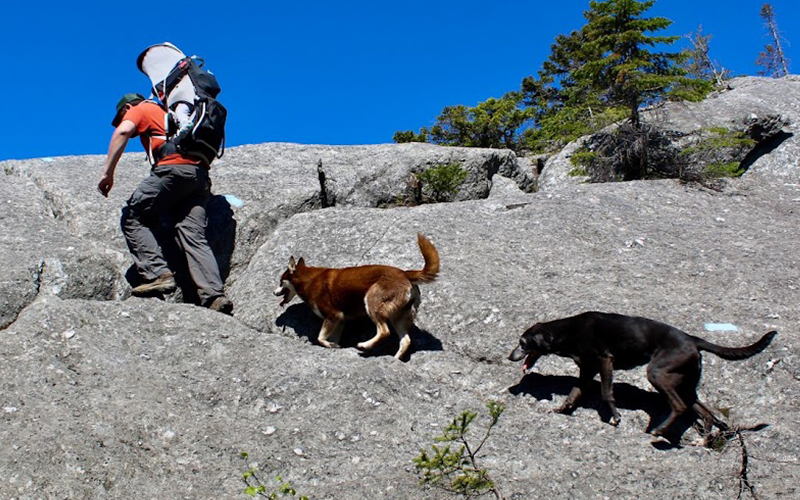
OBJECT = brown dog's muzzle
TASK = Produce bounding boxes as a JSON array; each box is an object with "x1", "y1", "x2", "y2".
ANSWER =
[{"x1": 274, "y1": 283, "x2": 293, "y2": 307}]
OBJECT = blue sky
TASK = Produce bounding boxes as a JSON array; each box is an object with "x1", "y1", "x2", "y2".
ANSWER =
[{"x1": 0, "y1": 0, "x2": 796, "y2": 161}]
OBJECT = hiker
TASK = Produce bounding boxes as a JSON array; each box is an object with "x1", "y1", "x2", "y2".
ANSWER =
[{"x1": 98, "y1": 92, "x2": 233, "y2": 315}]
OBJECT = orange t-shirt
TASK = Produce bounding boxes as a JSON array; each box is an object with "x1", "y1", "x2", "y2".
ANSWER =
[{"x1": 121, "y1": 101, "x2": 200, "y2": 166}]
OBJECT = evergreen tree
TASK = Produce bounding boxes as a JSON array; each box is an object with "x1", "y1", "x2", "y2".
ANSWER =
[
  {"x1": 394, "y1": 92, "x2": 531, "y2": 151},
  {"x1": 574, "y1": 0, "x2": 709, "y2": 127},
  {"x1": 396, "y1": 0, "x2": 711, "y2": 155},
  {"x1": 545, "y1": 0, "x2": 712, "y2": 182},
  {"x1": 393, "y1": 129, "x2": 428, "y2": 144},
  {"x1": 756, "y1": 3, "x2": 790, "y2": 77},
  {"x1": 521, "y1": 0, "x2": 710, "y2": 152},
  {"x1": 521, "y1": 30, "x2": 627, "y2": 152}
]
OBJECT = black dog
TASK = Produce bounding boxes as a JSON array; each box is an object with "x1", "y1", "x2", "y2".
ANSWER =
[{"x1": 509, "y1": 311, "x2": 776, "y2": 437}]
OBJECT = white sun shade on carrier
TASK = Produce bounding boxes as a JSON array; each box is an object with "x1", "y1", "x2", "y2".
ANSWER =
[{"x1": 136, "y1": 42, "x2": 196, "y2": 108}]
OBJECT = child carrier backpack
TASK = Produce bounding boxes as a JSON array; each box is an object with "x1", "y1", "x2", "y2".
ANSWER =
[{"x1": 136, "y1": 43, "x2": 227, "y2": 165}]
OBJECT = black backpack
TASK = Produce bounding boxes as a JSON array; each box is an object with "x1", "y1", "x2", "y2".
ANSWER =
[
  {"x1": 136, "y1": 47, "x2": 223, "y2": 165},
  {"x1": 150, "y1": 56, "x2": 227, "y2": 165}
]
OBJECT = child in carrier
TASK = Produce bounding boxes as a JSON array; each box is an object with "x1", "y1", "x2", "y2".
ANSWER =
[{"x1": 136, "y1": 42, "x2": 226, "y2": 165}]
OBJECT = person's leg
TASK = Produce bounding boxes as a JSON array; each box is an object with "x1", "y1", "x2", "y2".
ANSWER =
[
  {"x1": 172, "y1": 166, "x2": 230, "y2": 311},
  {"x1": 175, "y1": 201, "x2": 225, "y2": 304},
  {"x1": 121, "y1": 167, "x2": 179, "y2": 281}
]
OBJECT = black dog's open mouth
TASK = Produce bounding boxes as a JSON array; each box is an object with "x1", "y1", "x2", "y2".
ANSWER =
[
  {"x1": 523, "y1": 353, "x2": 540, "y2": 374},
  {"x1": 510, "y1": 345, "x2": 541, "y2": 374}
]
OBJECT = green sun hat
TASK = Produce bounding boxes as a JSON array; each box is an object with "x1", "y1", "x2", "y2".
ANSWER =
[{"x1": 111, "y1": 93, "x2": 145, "y2": 127}]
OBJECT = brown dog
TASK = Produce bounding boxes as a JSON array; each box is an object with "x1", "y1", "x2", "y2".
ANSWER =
[
  {"x1": 274, "y1": 233, "x2": 439, "y2": 359},
  {"x1": 509, "y1": 312, "x2": 776, "y2": 437}
]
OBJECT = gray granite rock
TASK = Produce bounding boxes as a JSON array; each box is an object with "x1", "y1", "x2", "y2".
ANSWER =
[
  {"x1": 210, "y1": 142, "x2": 529, "y2": 281},
  {"x1": 2, "y1": 142, "x2": 525, "y2": 294},
  {"x1": 539, "y1": 76, "x2": 800, "y2": 190},
  {"x1": 643, "y1": 76, "x2": 800, "y2": 181},
  {"x1": 1, "y1": 105, "x2": 799, "y2": 499},
  {"x1": 212, "y1": 143, "x2": 529, "y2": 279},
  {"x1": 0, "y1": 172, "x2": 125, "y2": 329},
  {"x1": 643, "y1": 77, "x2": 799, "y2": 135},
  {"x1": 537, "y1": 137, "x2": 590, "y2": 191}
]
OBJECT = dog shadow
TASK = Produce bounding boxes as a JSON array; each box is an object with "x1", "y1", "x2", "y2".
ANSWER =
[
  {"x1": 275, "y1": 303, "x2": 443, "y2": 360},
  {"x1": 124, "y1": 194, "x2": 236, "y2": 304},
  {"x1": 508, "y1": 373, "x2": 702, "y2": 447}
]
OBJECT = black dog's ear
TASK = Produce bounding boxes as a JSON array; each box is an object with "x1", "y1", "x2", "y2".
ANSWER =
[
  {"x1": 531, "y1": 328, "x2": 554, "y2": 349},
  {"x1": 538, "y1": 328, "x2": 555, "y2": 347}
]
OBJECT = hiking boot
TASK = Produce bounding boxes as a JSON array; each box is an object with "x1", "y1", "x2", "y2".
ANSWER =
[
  {"x1": 208, "y1": 296, "x2": 234, "y2": 315},
  {"x1": 131, "y1": 272, "x2": 177, "y2": 296}
]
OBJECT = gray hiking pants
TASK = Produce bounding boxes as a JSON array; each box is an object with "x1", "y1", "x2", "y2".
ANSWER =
[{"x1": 121, "y1": 164, "x2": 224, "y2": 305}]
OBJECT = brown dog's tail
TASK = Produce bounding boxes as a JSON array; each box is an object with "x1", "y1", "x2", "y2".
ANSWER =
[
  {"x1": 404, "y1": 233, "x2": 439, "y2": 284},
  {"x1": 692, "y1": 331, "x2": 777, "y2": 360}
]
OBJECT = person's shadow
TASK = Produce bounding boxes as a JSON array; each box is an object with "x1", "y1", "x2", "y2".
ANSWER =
[
  {"x1": 508, "y1": 373, "x2": 703, "y2": 448},
  {"x1": 124, "y1": 194, "x2": 236, "y2": 304},
  {"x1": 275, "y1": 303, "x2": 442, "y2": 361}
]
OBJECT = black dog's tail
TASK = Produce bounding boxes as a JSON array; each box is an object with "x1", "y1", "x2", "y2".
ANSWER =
[{"x1": 692, "y1": 331, "x2": 777, "y2": 360}]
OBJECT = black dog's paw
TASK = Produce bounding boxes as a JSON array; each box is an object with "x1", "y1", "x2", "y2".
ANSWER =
[
  {"x1": 554, "y1": 404, "x2": 576, "y2": 415},
  {"x1": 651, "y1": 426, "x2": 667, "y2": 437},
  {"x1": 650, "y1": 426, "x2": 680, "y2": 445}
]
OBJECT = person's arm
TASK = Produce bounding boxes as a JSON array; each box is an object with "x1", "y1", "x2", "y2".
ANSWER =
[
  {"x1": 173, "y1": 102, "x2": 193, "y2": 138},
  {"x1": 98, "y1": 119, "x2": 137, "y2": 197}
]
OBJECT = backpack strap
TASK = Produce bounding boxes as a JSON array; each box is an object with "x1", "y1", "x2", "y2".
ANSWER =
[
  {"x1": 136, "y1": 100, "x2": 169, "y2": 166},
  {"x1": 147, "y1": 134, "x2": 169, "y2": 166},
  {"x1": 162, "y1": 58, "x2": 189, "y2": 95},
  {"x1": 161, "y1": 56, "x2": 204, "y2": 97}
]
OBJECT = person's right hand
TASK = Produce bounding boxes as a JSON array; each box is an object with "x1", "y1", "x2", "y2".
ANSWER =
[{"x1": 97, "y1": 174, "x2": 113, "y2": 197}]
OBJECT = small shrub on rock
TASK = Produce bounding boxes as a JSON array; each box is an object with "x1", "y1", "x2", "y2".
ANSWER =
[
  {"x1": 413, "y1": 401, "x2": 506, "y2": 499},
  {"x1": 417, "y1": 162, "x2": 470, "y2": 203},
  {"x1": 571, "y1": 123, "x2": 684, "y2": 182},
  {"x1": 678, "y1": 127, "x2": 755, "y2": 183},
  {"x1": 239, "y1": 452, "x2": 310, "y2": 499}
]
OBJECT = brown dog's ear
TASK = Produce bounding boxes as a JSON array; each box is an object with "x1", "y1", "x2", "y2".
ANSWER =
[
  {"x1": 288, "y1": 256, "x2": 297, "y2": 273},
  {"x1": 297, "y1": 257, "x2": 306, "y2": 268}
]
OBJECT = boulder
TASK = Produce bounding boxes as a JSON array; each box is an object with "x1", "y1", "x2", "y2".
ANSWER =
[
  {"x1": 212, "y1": 142, "x2": 530, "y2": 279},
  {"x1": 2, "y1": 143, "x2": 527, "y2": 295},
  {"x1": 539, "y1": 76, "x2": 800, "y2": 189},
  {"x1": 1, "y1": 131, "x2": 798, "y2": 499},
  {"x1": 643, "y1": 76, "x2": 799, "y2": 180},
  {"x1": 537, "y1": 137, "x2": 590, "y2": 190},
  {"x1": 0, "y1": 171, "x2": 124, "y2": 329}
]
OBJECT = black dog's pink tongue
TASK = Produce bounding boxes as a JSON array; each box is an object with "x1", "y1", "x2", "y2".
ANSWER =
[{"x1": 522, "y1": 353, "x2": 539, "y2": 373}]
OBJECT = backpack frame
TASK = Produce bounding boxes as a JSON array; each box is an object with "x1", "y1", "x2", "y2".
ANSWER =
[{"x1": 137, "y1": 44, "x2": 227, "y2": 166}]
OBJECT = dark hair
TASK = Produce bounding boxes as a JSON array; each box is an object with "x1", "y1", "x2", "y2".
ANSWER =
[{"x1": 112, "y1": 93, "x2": 147, "y2": 127}]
